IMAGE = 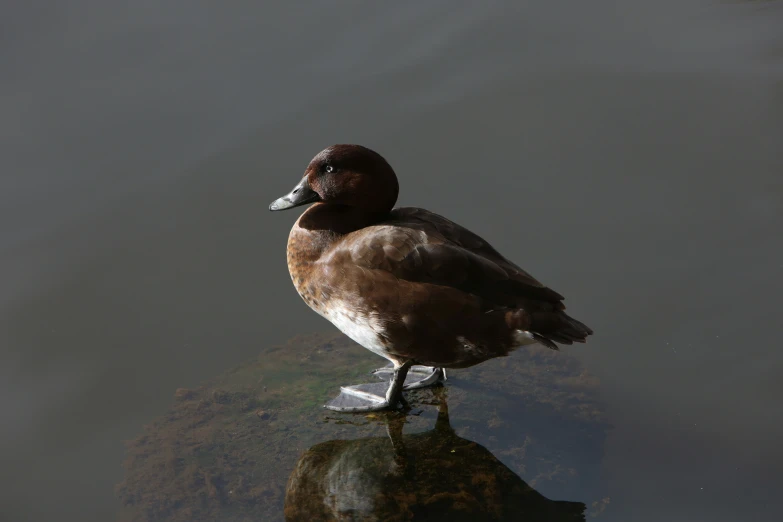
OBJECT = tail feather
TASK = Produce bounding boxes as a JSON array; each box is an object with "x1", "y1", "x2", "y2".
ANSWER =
[{"x1": 532, "y1": 311, "x2": 593, "y2": 350}]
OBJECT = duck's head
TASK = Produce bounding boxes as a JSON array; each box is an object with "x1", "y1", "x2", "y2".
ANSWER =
[{"x1": 269, "y1": 145, "x2": 399, "y2": 214}]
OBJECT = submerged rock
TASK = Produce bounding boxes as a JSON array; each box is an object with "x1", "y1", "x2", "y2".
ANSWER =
[
  {"x1": 285, "y1": 391, "x2": 586, "y2": 521},
  {"x1": 116, "y1": 332, "x2": 610, "y2": 521}
]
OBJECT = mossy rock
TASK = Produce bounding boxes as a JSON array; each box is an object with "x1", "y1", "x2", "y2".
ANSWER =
[{"x1": 116, "y1": 332, "x2": 610, "y2": 521}]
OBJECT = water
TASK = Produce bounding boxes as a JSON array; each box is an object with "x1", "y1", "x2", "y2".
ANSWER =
[
  {"x1": 115, "y1": 333, "x2": 608, "y2": 521},
  {"x1": 1, "y1": 1, "x2": 782, "y2": 520}
]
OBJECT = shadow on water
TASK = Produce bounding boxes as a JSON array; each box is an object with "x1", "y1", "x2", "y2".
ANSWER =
[
  {"x1": 285, "y1": 388, "x2": 585, "y2": 521},
  {"x1": 116, "y1": 333, "x2": 610, "y2": 521}
]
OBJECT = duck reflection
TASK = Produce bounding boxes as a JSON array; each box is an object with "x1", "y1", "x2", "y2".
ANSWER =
[{"x1": 284, "y1": 390, "x2": 585, "y2": 521}]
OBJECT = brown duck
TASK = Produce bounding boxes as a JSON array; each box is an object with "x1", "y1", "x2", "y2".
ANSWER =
[{"x1": 270, "y1": 145, "x2": 593, "y2": 411}]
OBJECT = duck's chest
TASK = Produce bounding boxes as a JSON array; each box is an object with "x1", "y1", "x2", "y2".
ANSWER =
[
  {"x1": 286, "y1": 225, "x2": 393, "y2": 358},
  {"x1": 285, "y1": 226, "x2": 337, "y2": 313}
]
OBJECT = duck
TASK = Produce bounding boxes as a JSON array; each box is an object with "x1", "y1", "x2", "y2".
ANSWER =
[{"x1": 269, "y1": 144, "x2": 593, "y2": 412}]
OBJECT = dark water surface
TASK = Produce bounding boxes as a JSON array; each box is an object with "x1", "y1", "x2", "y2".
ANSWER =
[{"x1": 2, "y1": 1, "x2": 782, "y2": 521}]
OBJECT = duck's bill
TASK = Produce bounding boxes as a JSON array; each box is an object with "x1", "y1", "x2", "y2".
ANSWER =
[{"x1": 269, "y1": 177, "x2": 321, "y2": 211}]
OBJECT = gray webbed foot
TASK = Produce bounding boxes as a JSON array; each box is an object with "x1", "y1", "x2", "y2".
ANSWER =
[
  {"x1": 324, "y1": 382, "x2": 397, "y2": 412},
  {"x1": 325, "y1": 361, "x2": 413, "y2": 413},
  {"x1": 372, "y1": 364, "x2": 446, "y2": 389}
]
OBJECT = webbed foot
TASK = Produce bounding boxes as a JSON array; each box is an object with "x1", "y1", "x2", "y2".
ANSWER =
[
  {"x1": 325, "y1": 361, "x2": 413, "y2": 413},
  {"x1": 324, "y1": 382, "x2": 399, "y2": 412}
]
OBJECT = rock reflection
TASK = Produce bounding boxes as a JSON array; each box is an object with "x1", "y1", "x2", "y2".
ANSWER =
[{"x1": 284, "y1": 389, "x2": 585, "y2": 522}]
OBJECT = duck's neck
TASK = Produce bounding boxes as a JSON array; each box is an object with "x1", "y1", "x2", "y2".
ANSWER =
[{"x1": 287, "y1": 203, "x2": 390, "y2": 266}]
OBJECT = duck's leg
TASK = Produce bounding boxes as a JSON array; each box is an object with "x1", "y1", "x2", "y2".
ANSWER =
[
  {"x1": 372, "y1": 364, "x2": 446, "y2": 389},
  {"x1": 324, "y1": 361, "x2": 413, "y2": 412}
]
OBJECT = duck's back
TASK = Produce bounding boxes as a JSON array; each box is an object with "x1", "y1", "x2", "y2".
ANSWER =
[{"x1": 347, "y1": 206, "x2": 567, "y2": 309}]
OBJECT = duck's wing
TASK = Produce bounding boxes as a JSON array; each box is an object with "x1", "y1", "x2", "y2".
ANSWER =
[
  {"x1": 385, "y1": 207, "x2": 565, "y2": 306},
  {"x1": 344, "y1": 207, "x2": 564, "y2": 310}
]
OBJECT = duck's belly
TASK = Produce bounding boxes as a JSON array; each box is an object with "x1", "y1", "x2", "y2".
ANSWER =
[
  {"x1": 314, "y1": 301, "x2": 397, "y2": 362},
  {"x1": 295, "y1": 278, "x2": 541, "y2": 367}
]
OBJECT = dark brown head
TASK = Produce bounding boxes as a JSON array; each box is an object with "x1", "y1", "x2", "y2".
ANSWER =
[{"x1": 269, "y1": 145, "x2": 399, "y2": 215}]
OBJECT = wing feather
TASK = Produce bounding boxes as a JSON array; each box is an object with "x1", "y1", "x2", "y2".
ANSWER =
[{"x1": 343, "y1": 207, "x2": 565, "y2": 309}]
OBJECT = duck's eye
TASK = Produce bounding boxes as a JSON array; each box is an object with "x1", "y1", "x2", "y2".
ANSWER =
[{"x1": 324, "y1": 165, "x2": 334, "y2": 173}]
